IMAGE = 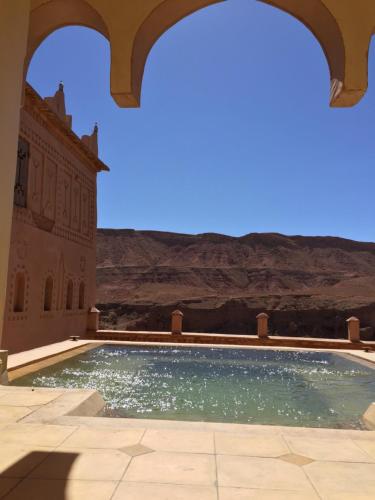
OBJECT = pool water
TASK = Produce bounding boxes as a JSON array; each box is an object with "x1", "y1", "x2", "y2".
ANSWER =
[{"x1": 13, "y1": 345, "x2": 375, "y2": 429}]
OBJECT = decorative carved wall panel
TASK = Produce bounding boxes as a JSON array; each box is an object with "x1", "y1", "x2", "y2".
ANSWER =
[
  {"x1": 60, "y1": 170, "x2": 72, "y2": 228},
  {"x1": 28, "y1": 145, "x2": 43, "y2": 214},
  {"x1": 14, "y1": 138, "x2": 29, "y2": 208},
  {"x1": 42, "y1": 157, "x2": 57, "y2": 221},
  {"x1": 19, "y1": 111, "x2": 96, "y2": 248},
  {"x1": 81, "y1": 186, "x2": 89, "y2": 236}
]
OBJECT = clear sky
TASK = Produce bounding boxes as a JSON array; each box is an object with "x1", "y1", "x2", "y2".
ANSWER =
[{"x1": 27, "y1": 0, "x2": 375, "y2": 242}]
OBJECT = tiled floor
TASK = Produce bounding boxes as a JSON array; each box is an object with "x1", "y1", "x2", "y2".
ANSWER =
[{"x1": 1, "y1": 393, "x2": 375, "y2": 500}]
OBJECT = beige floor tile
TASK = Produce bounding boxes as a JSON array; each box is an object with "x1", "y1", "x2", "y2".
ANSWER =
[
  {"x1": 215, "y1": 433, "x2": 289, "y2": 457},
  {"x1": 219, "y1": 487, "x2": 320, "y2": 499},
  {"x1": 285, "y1": 436, "x2": 372, "y2": 462},
  {"x1": 142, "y1": 429, "x2": 214, "y2": 454},
  {"x1": 0, "y1": 444, "x2": 53, "y2": 478},
  {"x1": 305, "y1": 461, "x2": 375, "y2": 497},
  {"x1": 60, "y1": 427, "x2": 144, "y2": 449},
  {"x1": 124, "y1": 451, "x2": 216, "y2": 486},
  {"x1": 3, "y1": 479, "x2": 118, "y2": 500},
  {"x1": 0, "y1": 391, "x2": 62, "y2": 407},
  {"x1": 29, "y1": 448, "x2": 131, "y2": 481},
  {"x1": 0, "y1": 406, "x2": 34, "y2": 423},
  {"x1": 0, "y1": 424, "x2": 77, "y2": 447},
  {"x1": 323, "y1": 494, "x2": 375, "y2": 500},
  {"x1": 217, "y1": 455, "x2": 313, "y2": 491},
  {"x1": 0, "y1": 478, "x2": 21, "y2": 497},
  {"x1": 353, "y1": 439, "x2": 375, "y2": 460},
  {"x1": 113, "y1": 482, "x2": 217, "y2": 500}
]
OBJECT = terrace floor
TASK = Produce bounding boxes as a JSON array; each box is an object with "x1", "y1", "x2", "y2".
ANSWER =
[{"x1": 1, "y1": 340, "x2": 375, "y2": 499}]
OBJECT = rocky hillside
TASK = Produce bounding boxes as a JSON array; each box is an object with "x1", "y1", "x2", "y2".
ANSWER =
[{"x1": 96, "y1": 229, "x2": 375, "y2": 338}]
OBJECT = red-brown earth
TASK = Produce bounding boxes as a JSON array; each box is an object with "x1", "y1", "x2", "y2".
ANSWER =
[{"x1": 96, "y1": 229, "x2": 375, "y2": 339}]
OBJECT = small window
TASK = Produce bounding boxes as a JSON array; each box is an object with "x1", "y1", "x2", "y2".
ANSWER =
[
  {"x1": 44, "y1": 276, "x2": 53, "y2": 311},
  {"x1": 78, "y1": 282, "x2": 85, "y2": 310},
  {"x1": 13, "y1": 273, "x2": 25, "y2": 313},
  {"x1": 66, "y1": 280, "x2": 73, "y2": 310},
  {"x1": 14, "y1": 137, "x2": 29, "y2": 208}
]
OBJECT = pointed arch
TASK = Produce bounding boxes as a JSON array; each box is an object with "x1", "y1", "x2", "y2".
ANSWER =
[
  {"x1": 26, "y1": 0, "x2": 109, "y2": 75},
  {"x1": 78, "y1": 281, "x2": 85, "y2": 310},
  {"x1": 13, "y1": 272, "x2": 26, "y2": 313},
  {"x1": 66, "y1": 279, "x2": 74, "y2": 310},
  {"x1": 44, "y1": 276, "x2": 54, "y2": 311}
]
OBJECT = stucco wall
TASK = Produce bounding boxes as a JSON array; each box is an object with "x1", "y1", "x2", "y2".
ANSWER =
[{"x1": 2, "y1": 90, "x2": 98, "y2": 354}]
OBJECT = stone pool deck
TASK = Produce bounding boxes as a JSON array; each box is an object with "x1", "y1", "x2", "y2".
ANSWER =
[
  {"x1": 1, "y1": 385, "x2": 375, "y2": 500},
  {"x1": 1, "y1": 340, "x2": 375, "y2": 499}
]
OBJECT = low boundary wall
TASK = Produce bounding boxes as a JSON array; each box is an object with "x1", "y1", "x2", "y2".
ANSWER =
[{"x1": 90, "y1": 330, "x2": 375, "y2": 351}]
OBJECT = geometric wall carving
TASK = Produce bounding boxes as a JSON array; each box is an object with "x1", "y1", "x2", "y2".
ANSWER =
[
  {"x1": 81, "y1": 186, "x2": 89, "y2": 236},
  {"x1": 28, "y1": 145, "x2": 43, "y2": 214},
  {"x1": 71, "y1": 177, "x2": 81, "y2": 232},
  {"x1": 42, "y1": 157, "x2": 57, "y2": 221},
  {"x1": 60, "y1": 169, "x2": 72, "y2": 228}
]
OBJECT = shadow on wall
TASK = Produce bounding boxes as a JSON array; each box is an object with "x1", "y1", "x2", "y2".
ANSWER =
[{"x1": 0, "y1": 451, "x2": 79, "y2": 499}]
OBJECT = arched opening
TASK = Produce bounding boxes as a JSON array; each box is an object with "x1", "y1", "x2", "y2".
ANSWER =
[
  {"x1": 44, "y1": 276, "x2": 53, "y2": 311},
  {"x1": 26, "y1": 0, "x2": 109, "y2": 78},
  {"x1": 78, "y1": 282, "x2": 85, "y2": 310},
  {"x1": 26, "y1": 25, "x2": 110, "y2": 142},
  {"x1": 13, "y1": 273, "x2": 26, "y2": 313},
  {"x1": 66, "y1": 280, "x2": 74, "y2": 310}
]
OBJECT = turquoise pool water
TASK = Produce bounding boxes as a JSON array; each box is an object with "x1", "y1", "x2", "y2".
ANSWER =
[{"x1": 13, "y1": 345, "x2": 375, "y2": 428}]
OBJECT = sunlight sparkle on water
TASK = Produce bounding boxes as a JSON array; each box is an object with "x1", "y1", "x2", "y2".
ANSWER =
[{"x1": 13, "y1": 346, "x2": 375, "y2": 429}]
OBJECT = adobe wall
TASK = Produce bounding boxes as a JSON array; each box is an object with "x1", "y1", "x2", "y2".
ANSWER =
[{"x1": 2, "y1": 92, "x2": 98, "y2": 354}]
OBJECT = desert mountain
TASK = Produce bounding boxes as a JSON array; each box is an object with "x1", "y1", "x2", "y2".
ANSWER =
[{"x1": 96, "y1": 229, "x2": 375, "y2": 338}]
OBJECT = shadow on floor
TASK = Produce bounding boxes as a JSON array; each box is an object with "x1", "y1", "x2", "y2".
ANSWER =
[{"x1": 0, "y1": 451, "x2": 79, "y2": 499}]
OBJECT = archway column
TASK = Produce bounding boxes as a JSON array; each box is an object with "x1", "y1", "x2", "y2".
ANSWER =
[{"x1": 0, "y1": 0, "x2": 30, "y2": 347}]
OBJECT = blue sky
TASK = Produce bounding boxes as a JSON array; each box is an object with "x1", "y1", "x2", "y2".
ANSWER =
[{"x1": 28, "y1": 0, "x2": 375, "y2": 242}]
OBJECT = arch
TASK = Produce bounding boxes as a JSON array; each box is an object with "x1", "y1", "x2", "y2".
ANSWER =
[
  {"x1": 78, "y1": 282, "x2": 85, "y2": 310},
  {"x1": 25, "y1": 0, "x2": 375, "y2": 109},
  {"x1": 66, "y1": 279, "x2": 74, "y2": 310},
  {"x1": 107, "y1": 0, "x2": 371, "y2": 108},
  {"x1": 13, "y1": 272, "x2": 26, "y2": 313},
  {"x1": 26, "y1": 0, "x2": 109, "y2": 76},
  {"x1": 109, "y1": 0, "x2": 224, "y2": 107},
  {"x1": 260, "y1": 0, "x2": 344, "y2": 103},
  {"x1": 44, "y1": 276, "x2": 53, "y2": 311},
  {"x1": 259, "y1": 0, "x2": 372, "y2": 107}
]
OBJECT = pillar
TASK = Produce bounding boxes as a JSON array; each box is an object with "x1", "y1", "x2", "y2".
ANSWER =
[
  {"x1": 87, "y1": 307, "x2": 100, "y2": 332},
  {"x1": 0, "y1": 0, "x2": 30, "y2": 348},
  {"x1": 171, "y1": 310, "x2": 183, "y2": 334},
  {"x1": 256, "y1": 313, "x2": 269, "y2": 339},
  {"x1": 347, "y1": 316, "x2": 360, "y2": 342},
  {"x1": 0, "y1": 350, "x2": 8, "y2": 385}
]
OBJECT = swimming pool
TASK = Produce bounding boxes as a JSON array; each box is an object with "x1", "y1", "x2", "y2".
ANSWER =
[{"x1": 12, "y1": 345, "x2": 375, "y2": 429}]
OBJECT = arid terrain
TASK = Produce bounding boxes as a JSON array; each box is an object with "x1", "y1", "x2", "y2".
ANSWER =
[{"x1": 96, "y1": 229, "x2": 375, "y2": 339}]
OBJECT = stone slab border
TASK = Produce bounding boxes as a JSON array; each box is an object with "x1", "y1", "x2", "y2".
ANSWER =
[
  {"x1": 8, "y1": 342, "x2": 102, "y2": 381},
  {"x1": 0, "y1": 385, "x2": 105, "y2": 423}
]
